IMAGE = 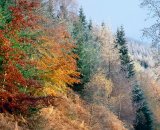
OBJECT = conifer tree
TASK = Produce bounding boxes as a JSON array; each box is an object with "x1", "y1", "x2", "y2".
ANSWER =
[
  {"x1": 115, "y1": 26, "x2": 154, "y2": 129},
  {"x1": 72, "y1": 8, "x2": 89, "y2": 86},
  {"x1": 132, "y1": 85, "x2": 154, "y2": 130},
  {"x1": 71, "y1": 8, "x2": 100, "y2": 91},
  {"x1": 115, "y1": 26, "x2": 135, "y2": 78},
  {"x1": 88, "y1": 20, "x2": 93, "y2": 31},
  {"x1": 72, "y1": 7, "x2": 87, "y2": 45}
]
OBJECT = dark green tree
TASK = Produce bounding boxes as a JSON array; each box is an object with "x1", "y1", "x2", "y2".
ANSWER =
[
  {"x1": 115, "y1": 26, "x2": 135, "y2": 78},
  {"x1": 71, "y1": 8, "x2": 100, "y2": 91},
  {"x1": 115, "y1": 26, "x2": 153, "y2": 129},
  {"x1": 72, "y1": 7, "x2": 87, "y2": 45},
  {"x1": 88, "y1": 19, "x2": 93, "y2": 31},
  {"x1": 132, "y1": 85, "x2": 154, "y2": 130}
]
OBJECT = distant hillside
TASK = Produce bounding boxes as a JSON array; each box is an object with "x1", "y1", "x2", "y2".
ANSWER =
[
  {"x1": 127, "y1": 39, "x2": 160, "y2": 81},
  {"x1": 127, "y1": 39, "x2": 154, "y2": 69}
]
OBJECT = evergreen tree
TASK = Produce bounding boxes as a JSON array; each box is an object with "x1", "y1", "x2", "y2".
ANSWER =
[
  {"x1": 132, "y1": 85, "x2": 154, "y2": 130},
  {"x1": 72, "y1": 7, "x2": 88, "y2": 45},
  {"x1": 72, "y1": 7, "x2": 89, "y2": 86},
  {"x1": 71, "y1": 8, "x2": 100, "y2": 91},
  {"x1": 88, "y1": 19, "x2": 93, "y2": 31},
  {"x1": 79, "y1": 7, "x2": 87, "y2": 27},
  {"x1": 115, "y1": 26, "x2": 154, "y2": 129},
  {"x1": 115, "y1": 26, "x2": 135, "y2": 78}
]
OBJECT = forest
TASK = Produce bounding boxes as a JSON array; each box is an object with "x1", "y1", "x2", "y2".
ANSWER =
[{"x1": 0, "y1": 0, "x2": 160, "y2": 130}]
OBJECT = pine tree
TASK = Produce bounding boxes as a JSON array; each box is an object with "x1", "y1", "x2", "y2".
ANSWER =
[
  {"x1": 115, "y1": 26, "x2": 135, "y2": 78},
  {"x1": 132, "y1": 85, "x2": 154, "y2": 130},
  {"x1": 115, "y1": 26, "x2": 153, "y2": 129},
  {"x1": 72, "y1": 7, "x2": 87, "y2": 45},
  {"x1": 71, "y1": 8, "x2": 100, "y2": 91},
  {"x1": 79, "y1": 7, "x2": 87, "y2": 27},
  {"x1": 88, "y1": 20, "x2": 93, "y2": 31},
  {"x1": 71, "y1": 8, "x2": 90, "y2": 91}
]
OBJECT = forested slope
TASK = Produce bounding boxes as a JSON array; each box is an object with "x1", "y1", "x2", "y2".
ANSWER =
[{"x1": 0, "y1": 0, "x2": 159, "y2": 130}]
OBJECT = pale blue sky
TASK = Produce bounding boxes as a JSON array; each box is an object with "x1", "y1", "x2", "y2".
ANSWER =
[{"x1": 78, "y1": 0, "x2": 153, "y2": 43}]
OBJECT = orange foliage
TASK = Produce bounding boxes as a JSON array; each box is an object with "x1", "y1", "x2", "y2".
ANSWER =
[
  {"x1": 0, "y1": 0, "x2": 40, "y2": 113},
  {"x1": 37, "y1": 25, "x2": 80, "y2": 93},
  {"x1": 0, "y1": 0, "x2": 79, "y2": 113},
  {"x1": 0, "y1": 0, "x2": 39, "y2": 89}
]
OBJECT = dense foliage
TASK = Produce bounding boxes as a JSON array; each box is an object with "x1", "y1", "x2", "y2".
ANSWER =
[{"x1": 0, "y1": 0, "x2": 159, "y2": 130}]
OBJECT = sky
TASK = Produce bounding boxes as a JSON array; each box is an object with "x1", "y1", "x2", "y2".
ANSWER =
[{"x1": 78, "y1": 0, "x2": 153, "y2": 44}]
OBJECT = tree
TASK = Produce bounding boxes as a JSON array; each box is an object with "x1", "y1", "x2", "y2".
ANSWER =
[
  {"x1": 36, "y1": 25, "x2": 80, "y2": 95},
  {"x1": 83, "y1": 70, "x2": 113, "y2": 105},
  {"x1": 97, "y1": 23, "x2": 119, "y2": 78},
  {"x1": 140, "y1": 0, "x2": 160, "y2": 74},
  {"x1": 115, "y1": 26, "x2": 135, "y2": 79},
  {"x1": 40, "y1": 0, "x2": 77, "y2": 22},
  {"x1": 138, "y1": 71, "x2": 160, "y2": 129},
  {"x1": 132, "y1": 85, "x2": 154, "y2": 130},
  {"x1": 71, "y1": 8, "x2": 100, "y2": 91},
  {"x1": 115, "y1": 27, "x2": 154, "y2": 128},
  {"x1": 140, "y1": 0, "x2": 160, "y2": 47},
  {"x1": 0, "y1": 0, "x2": 42, "y2": 113}
]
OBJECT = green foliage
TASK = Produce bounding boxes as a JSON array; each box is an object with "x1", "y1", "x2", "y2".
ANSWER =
[
  {"x1": 0, "y1": 0, "x2": 13, "y2": 29},
  {"x1": 0, "y1": 2, "x2": 157, "y2": 130},
  {"x1": 132, "y1": 85, "x2": 154, "y2": 130},
  {"x1": 72, "y1": 8, "x2": 88, "y2": 45},
  {"x1": 0, "y1": 0, "x2": 45, "y2": 114},
  {"x1": 79, "y1": 7, "x2": 87, "y2": 27},
  {"x1": 17, "y1": 64, "x2": 39, "y2": 79},
  {"x1": 115, "y1": 26, "x2": 135, "y2": 78},
  {"x1": 71, "y1": 8, "x2": 100, "y2": 91}
]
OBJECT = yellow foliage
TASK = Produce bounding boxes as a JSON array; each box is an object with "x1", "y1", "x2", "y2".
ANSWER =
[
  {"x1": 84, "y1": 70, "x2": 113, "y2": 105},
  {"x1": 138, "y1": 73, "x2": 160, "y2": 124},
  {"x1": 42, "y1": 82, "x2": 57, "y2": 96},
  {"x1": 36, "y1": 25, "x2": 80, "y2": 95},
  {"x1": 134, "y1": 61, "x2": 144, "y2": 72},
  {"x1": 87, "y1": 70, "x2": 113, "y2": 97}
]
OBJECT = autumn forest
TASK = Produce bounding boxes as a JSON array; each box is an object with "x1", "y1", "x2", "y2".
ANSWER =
[{"x1": 0, "y1": 0, "x2": 160, "y2": 130}]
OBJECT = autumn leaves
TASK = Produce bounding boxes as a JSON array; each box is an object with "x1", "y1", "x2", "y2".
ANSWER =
[
  {"x1": 0, "y1": 0, "x2": 80, "y2": 113},
  {"x1": 37, "y1": 26, "x2": 80, "y2": 95}
]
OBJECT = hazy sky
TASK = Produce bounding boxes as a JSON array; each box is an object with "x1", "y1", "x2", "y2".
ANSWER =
[{"x1": 78, "y1": 0, "x2": 153, "y2": 43}]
